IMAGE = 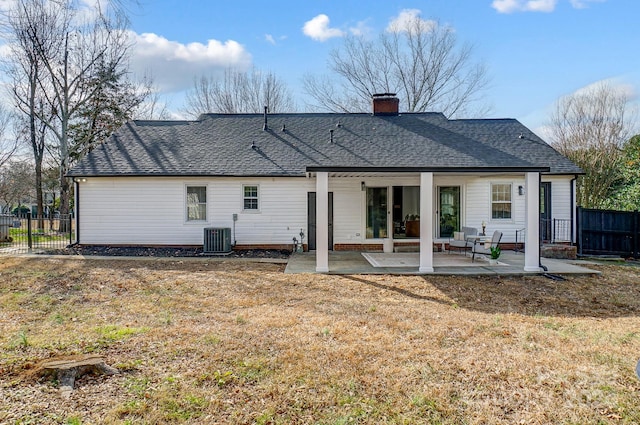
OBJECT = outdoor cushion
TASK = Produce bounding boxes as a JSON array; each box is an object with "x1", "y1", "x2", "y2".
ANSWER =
[
  {"x1": 453, "y1": 231, "x2": 464, "y2": 241},
  {"x1": 461, "y1": 227, "x2": 478, "y2": 237}
]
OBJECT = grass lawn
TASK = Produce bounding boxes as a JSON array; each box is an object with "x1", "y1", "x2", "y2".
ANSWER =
[
  {"x1": 6, "y1": 227, "x2": 72, "y2": 245},
  {"x1": 1, "y1": 257, "x2": 640, "y2": 424}
]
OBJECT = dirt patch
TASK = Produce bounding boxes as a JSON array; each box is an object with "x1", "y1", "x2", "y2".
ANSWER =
[{"x1": 1, "y1": 258, "x2": 640, "y2": 424}]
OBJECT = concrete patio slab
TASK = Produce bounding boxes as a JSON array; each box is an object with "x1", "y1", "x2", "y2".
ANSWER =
[{"x1": 284, "y1": 250, "x2": 600, "y2": 275}]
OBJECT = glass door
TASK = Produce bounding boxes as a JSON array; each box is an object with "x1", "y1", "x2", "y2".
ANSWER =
[
  {"x1": 540, "y1": 182, "x2": 552, "y2": 242},
  {"x1": 438, "y1": 186, "x2": 460, "y2": 238},
  {"x1": 366, "y1": 187, "x2": 388, "y2": 239}
]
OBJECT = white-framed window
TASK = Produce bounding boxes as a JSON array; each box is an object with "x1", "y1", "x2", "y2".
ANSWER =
[
  {"x1": 491, "y1": 183, "x2": 512, "y2": 220},
  {"x1": 243, "y1": 185, "x2": 259, "y2": 211},
  {"x1": 186, "y1": 185, "x2": 207, "y2": 221}
]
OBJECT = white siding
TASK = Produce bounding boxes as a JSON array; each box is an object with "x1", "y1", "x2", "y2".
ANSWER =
[
  {"x1": 464, "y1": 177, "x2": 526, "y2": 243},
  {"x1": 543, "y1": 176, "x2": 572, "y2": 221},
  {"x1": 78, "y1": 177, "x2": 313, "y2": 245},
  {"x1": 78, "y1": 174, "x2": 575, "y2": 246}
]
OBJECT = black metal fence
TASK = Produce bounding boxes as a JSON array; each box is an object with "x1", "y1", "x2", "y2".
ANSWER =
[
  {"x1": 541, "y1": 218, "x2": 572, "y2": 243},
  {"x1": 0, "y1": 212, "x2": 74, "y2": 254},
  {"x1": 577, "y1": 207, "x2": 640, "y2": 258}
]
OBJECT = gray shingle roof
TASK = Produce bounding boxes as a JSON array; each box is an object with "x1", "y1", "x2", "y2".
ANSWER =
[{"x1": 68, "y1": 112, "x2": 582, "y2": 177}]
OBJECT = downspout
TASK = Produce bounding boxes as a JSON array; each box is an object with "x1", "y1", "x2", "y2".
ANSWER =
[
  {"x1": 74, "y1": 178, "x2": 80, "y2": 245},
  {"x1": 570, "y1": 175, "x2": 577, "y2": 245}
]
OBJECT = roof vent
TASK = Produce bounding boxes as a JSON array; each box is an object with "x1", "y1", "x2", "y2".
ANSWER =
[
  {"x1": 372, "y1": 93, "x2": 399, "y2": 116},
  {"x1": 263, "y1": 106, "x2": 268, "y2": 131},
  {"x1": 329, "y1": 129, "x2": 334, "y2": 143}
]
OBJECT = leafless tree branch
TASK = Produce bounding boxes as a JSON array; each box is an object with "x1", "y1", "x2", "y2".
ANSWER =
[
  {"x1": 548, "y1": 82, "x2": 638, "y2": 208},
  {"x1": 182, "y1": 68, "x2": 296, "y2": 118},
  {"x1": 303, "y1": 17, "x2": 490, "y2": 117}
]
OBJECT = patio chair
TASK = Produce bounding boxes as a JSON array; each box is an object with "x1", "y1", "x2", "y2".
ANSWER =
[
  {"x1": 448, "y1": 226, "x2": 478, "y2": 254},
  {"x1": 471, "y1": 230, "x2": 503, "y2": 262}
]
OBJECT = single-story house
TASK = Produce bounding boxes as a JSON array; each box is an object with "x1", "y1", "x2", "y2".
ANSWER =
[{"x1": 68, "y1": 94, "x2": 582, "y2": 272}]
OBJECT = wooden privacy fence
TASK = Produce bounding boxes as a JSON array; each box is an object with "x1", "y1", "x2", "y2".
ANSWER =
[{"x1": 577, "y1": 207, "x2": 640, "y2": 258}]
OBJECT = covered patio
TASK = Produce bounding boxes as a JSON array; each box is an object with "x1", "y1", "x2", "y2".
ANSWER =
[
  {"x1": 285, "y1": 250, "x2": 598, "y2": 275},
  {"x1": 312, "y1": 171, "x2": 546, "y2": 274}
]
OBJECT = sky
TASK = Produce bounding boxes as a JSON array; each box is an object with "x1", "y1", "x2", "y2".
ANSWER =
[{"x1": 8, "y1": 0, "x2": 640, "y2": 136}]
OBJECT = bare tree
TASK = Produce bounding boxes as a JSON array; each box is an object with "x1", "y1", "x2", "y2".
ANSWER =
[
  {"x1": 3, "y1": 0, "x2": 140, "y2": 229},
  {"x1": 182, "y1": 68, "x2": 296, "y2": 118},
  {"x1": 548, "y1": 82, "x2": 637, "y2": 208},
  {"x1": 2, "y1": 0, "x2": 56, "y2": 224},
  {"x1": 134, "y1": 91, "x2": 171, "y2": 120},
  {"x1": 0, "y1": 160, "x2": 34, "y2": 214},
  {"x1": 132, "y1": 75, "x2": 172, "y2": 120},
  {"x1": 0, "y1": 105, "x2": 17, "y2": 169},
  {"x1": 303, "y1": 17, "x2": 490, "y2": 117}
]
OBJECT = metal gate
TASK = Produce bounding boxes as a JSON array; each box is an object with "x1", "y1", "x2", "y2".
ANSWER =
[{"x1": 0, "y1": 212, "x2": 74, "y2": 254}]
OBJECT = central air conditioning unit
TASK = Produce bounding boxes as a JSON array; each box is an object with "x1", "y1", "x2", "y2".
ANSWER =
[{"x1": 203, "y1": 227, "x2": 232, "y2": 254}]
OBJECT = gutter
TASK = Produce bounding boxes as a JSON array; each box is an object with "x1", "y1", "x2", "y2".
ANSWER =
[
  {"x1": 306, "y1": 166, "x2": 551, "y2": 174},
  {"x1": 74, "y1": 178, "x2": 80, "y2": 244},
  {"x1": 570, "y1": 174, "x2": 578, "y2": 245}
]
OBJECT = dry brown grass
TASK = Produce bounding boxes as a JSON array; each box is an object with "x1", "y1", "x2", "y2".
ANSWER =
[{"x1": 1, "y1": 256, "x2": 640, "y2": 424}]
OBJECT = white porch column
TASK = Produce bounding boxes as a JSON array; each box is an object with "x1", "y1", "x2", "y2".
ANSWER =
[
  {"x1": 524, "y1": 172, "x2": 542, "y2": 272},
  {"x1": 315, "y1": 172, "x2": 329, "y2": 273},
  {"x1": 419, "y1": 172, "x2": 434, "y2": 273}
]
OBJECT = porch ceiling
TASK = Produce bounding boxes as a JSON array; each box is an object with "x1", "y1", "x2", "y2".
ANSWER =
[{"x1": 314, "y1": 171, "x2": 535, "y2": 179}]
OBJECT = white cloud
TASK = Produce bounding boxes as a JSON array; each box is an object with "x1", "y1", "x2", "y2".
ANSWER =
[
  {"x1": 128, "y1": 31, "x2": 252, "y2": 93},
  {"x1": 492, "y1": 0, "x2": 558, "y2": 13},
  {"x1": 386, "y1": 9, "x2": 437, "y2": 33},
  {"x1": 492, "y1": 0, "x2": 606, "y2": 13},
  {"x1": 349, "y1": 20, "x2": 373, "y2": 37},
  {"x1": 302, "y1": 14, "x2": 345, "y2": 42},
  {"x1": 573, "y1": 78, "x2": 636, "y2": 100},
  {"x1": 569, "y1": 0, "x2": 606, "y2": 9},
  {"x1": 264, "y1": 34, "x2": 287, "y2": 45},
  {"x1": 0, "y1": 0, "x2": 17, "y2": 13}
]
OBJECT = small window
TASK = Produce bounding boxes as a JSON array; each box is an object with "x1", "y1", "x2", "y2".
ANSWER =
[
  {"x1": 491, "y1": 183, "x2": 512, "y2": 219},
  {"x1": 186, "y1": 186, "x2": 207, "y2": 221},
  {"x1": 243, "y1": 185, "x2": 259, "y2": 210}
]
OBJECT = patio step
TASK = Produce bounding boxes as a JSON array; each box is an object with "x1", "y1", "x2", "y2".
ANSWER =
[{"x1": 541, "y1": 244, "x2": 577, "y2": 260}]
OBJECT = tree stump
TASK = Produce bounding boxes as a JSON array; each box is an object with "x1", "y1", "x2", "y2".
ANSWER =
[{"x1": 39, "y1": 355, "x2": 119, "y2": 397}]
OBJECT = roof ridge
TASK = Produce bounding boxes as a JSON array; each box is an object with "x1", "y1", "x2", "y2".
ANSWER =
[{"x1": 133, "y1": 120, "x2": 194, "y2": 126}]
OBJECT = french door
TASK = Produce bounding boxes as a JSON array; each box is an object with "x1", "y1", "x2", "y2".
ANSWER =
[
  {"x1": 438, "y1": 186, "x2": 460, "y2": 238},
  {"x1": 366, "y1": 187, "x2": 388, "y2": 239}
]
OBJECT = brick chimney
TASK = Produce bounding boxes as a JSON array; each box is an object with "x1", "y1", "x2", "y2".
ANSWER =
[{"x1": 372, "y1": 93, "x2": 399, "y2": 116}]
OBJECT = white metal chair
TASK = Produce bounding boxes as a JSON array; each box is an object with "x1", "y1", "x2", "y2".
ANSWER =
[{"x1": 471, "y1": 230, "x2": 503, "y2": 262}]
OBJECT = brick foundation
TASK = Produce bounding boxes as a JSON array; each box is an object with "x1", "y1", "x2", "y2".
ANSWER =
[
  {"x1": 233, "y1": 244, "x2": 297, "y2": 251},
  {"x1": 334, "y1": 244, "x2": 383, "y2": 252},
  {"x1": 541, "y1": 244, "x2": 577, "y2": 260}
]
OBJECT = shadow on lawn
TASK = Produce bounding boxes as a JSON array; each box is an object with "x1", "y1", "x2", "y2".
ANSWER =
[
  {"x1": 342, "y1": 275, "x2": 455, "y2": 306},
  {"x1": 422, "y1": 269, "x2": 640, "y2": 318},
  {"x1": 340, "y1": 267, "x2": 640, "y2": 319}
]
